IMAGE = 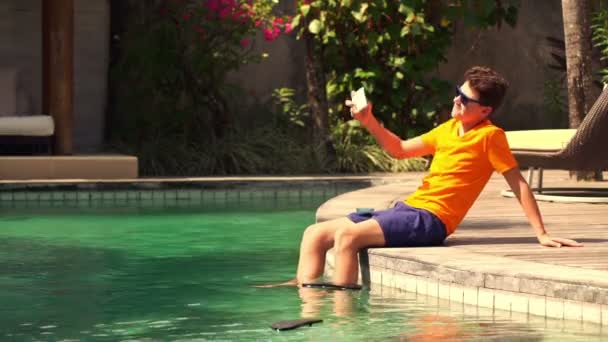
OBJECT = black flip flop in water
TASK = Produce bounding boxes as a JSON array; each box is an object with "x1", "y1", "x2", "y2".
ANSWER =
[
  {"x1": 301, "y1": 282, "x2": 362, "y2": 290},
  {"x1": 270, "y1": 318, "x2": 323, "y2": 331}
]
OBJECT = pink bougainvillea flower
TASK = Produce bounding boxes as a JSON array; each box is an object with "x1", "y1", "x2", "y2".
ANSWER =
[
  {"x1": 255, "y1": 20, "x2": 262, "y2": 27},
  {"x1": 218, "y1": 7, "x2": 230, "y2": 19},
  {"x1": 232, "y1": 9, "x2": 248, "y2": 22},
  {"x1": 284, "y1": 22, "x2": 293, "y2": 34},
  {"x1": 262, "y1": 26, "x2": 281, "y2": 41},
  {"x1": 263, "y1": 27, "x2": 275, "y2": 41},
  {"x1": 240, "y1": 39, "x2": 250, "y2": 46},
  {"x1": 207, "y1": 0, "x2": 220, "y2": 11}
]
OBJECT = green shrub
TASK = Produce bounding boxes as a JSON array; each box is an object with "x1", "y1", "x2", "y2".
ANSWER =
[
  {"x1": 108, "y1": 0, "x2": 291, "y2": 175},
  {"x1": 291, "y1": 0, "x2": 519, "y2": 139},
  {"x1": 592, "y1": 8, "x2": 608, "y2": 83}
]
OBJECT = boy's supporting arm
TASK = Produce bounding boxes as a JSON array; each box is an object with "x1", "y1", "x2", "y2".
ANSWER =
[{"x1": 502, "y1": 167, "x2": 583, "y2": 248}]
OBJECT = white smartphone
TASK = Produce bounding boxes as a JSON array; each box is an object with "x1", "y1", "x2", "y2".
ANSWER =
[{"x1": 351, "y1": 87, "x2": 367, "y2": 111}]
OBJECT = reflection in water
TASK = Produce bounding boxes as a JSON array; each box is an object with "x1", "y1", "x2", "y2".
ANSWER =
[
  {"x1": 405, "y1": 314, "x2": 470, "y2": 342},
  {"x1": 298, "y1": 286, "x2": 356, "y2": 318},
  {"x1": 399, "y1": 314, "x2": 543, "y2": 342},
  {"x1": 295, "y1": 283, "x2": 590, "y2": 342}
]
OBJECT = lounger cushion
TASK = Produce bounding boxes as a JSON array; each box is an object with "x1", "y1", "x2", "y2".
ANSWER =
[
  {"x1": 505, "y1": 129, "x2": 576, "y2": 152},
  {"x1": 0, "y1": 116, "x2": 55, "y2": 136}
]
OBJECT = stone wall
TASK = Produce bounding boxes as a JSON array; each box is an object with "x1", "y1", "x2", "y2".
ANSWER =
[
  {"x1": 0, "y1": 1, "x2": 579, "y2": 151},
  {"x1": 437, "y1": 1, "x2": 568, "y2": 130},
  {"x1": 227, "y1": 1, "x2": 306, "y2": 120},
  {"x1": 0, "y1": 0, "x2": 42, "y2": 116},
  {"x1": 0, "y1": 0, "x2": 109, "y2": 152}
]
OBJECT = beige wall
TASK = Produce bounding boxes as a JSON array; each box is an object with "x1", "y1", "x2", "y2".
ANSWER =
[
  {"x1": 0, "y1": 0, "x2": 109, "y2": 152},
  {"x1": 0, "y1": 1, "x2": 577, "y2": 152},
  {"x1": 228, "y1": 1, "x2": 306, "y2": 117},
  {"x1": 229, "y1": 29, "x2": 306, "y2": 113},
  {"x1": 438, "y1": 1, "x2": 567, "y2": 130},
  {"x1": 73, "y1": 0, "x2": 110, "y2": 152},
  {"x1": 0, "y1": 0, "x2": 42, "y2": 116}
]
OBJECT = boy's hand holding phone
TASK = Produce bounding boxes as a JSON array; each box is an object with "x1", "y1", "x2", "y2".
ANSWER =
[{"x1": 346, "y1": 87, "x2": 374, "y2": 127}]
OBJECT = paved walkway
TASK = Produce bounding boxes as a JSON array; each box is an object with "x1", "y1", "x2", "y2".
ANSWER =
[{"x1": 318, "y1": 170, "x2": 608, "y2": 326}]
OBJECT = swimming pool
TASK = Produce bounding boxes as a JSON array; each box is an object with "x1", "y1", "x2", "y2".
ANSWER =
[{"x1": 0, "y1": 189, "x2": 605, "y2": 341}]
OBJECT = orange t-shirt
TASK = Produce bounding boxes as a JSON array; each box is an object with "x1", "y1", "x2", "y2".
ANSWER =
[{"x1": 405, "y1": 119, "x2": 517, "y2": 235}]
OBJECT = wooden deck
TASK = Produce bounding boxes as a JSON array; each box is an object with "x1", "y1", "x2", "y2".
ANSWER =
[{"x1": 450, "y1": 171, "x2": 608, "y2": 271}]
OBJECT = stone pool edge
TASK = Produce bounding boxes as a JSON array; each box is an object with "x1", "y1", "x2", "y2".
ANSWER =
[{"x1": 317, "y1": 183, "x2": 608, "y2": 327}]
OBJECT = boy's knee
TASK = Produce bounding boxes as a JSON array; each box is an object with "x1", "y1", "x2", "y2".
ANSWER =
[
  {"x1": 301, "y1": 223, "x2": 333, "y2": 249},
  {"x1": 302, "y1": 223, "x2": 321, "y2": 239},
  {"x1": 334, "y1": 227, "x2": 359, "y2": 251}
]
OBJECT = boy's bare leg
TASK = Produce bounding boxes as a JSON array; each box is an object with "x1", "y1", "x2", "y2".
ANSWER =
[
  {"x1": 296, "y1": 217, "x2": 356, "y2": 284},
  {"x1": 254, "y1": 217, "x2": 355, "y2": 287},
  {"x1": 333, "y1": 219, "x2": 386, "y2": 285}
]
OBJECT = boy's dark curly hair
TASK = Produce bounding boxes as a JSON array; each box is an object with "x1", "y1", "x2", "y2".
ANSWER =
[{"x1": 464, "y1": 66, "x2": 509, "y2": 112}]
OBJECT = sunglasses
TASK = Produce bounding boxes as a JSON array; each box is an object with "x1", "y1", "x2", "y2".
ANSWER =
[{"x1": 456, "y1": 86, "x2": 484, "y2": 106}]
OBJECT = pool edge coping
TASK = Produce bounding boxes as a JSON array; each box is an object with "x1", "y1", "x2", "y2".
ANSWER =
[{"x1": 317, "y1": 182, "x2": 608, "y2": 327}]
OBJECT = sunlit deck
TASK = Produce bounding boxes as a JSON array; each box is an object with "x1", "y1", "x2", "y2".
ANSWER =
[{"x1": 320, "y1": 170, "x2": 608, "y2": 326}]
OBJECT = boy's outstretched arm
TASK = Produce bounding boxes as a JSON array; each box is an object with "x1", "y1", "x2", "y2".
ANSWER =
[
  {"x1": 502, "y1": 167, "x2": 583, "y2": 248},
  {"x1": 345, "y1": 100, "x2": 434, "y2": 159}
]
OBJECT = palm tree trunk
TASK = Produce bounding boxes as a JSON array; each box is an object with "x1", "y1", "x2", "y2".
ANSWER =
[
  {"x1": 302, "y1": 17, "x2": 335, "y2": 169},
  {"x1": 561, "y1": 0, "x2": 602, "y2": 180},
  {"x1": 562, "y1": 0, "x2": 594, "y2": 126}
]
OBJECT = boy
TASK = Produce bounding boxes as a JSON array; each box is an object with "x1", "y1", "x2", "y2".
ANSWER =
[{"x1": 272, "y1": 66, "x2": 582, "y2": 288}]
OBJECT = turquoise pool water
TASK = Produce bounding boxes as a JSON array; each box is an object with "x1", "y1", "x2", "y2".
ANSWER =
[{"x1": 0, "y1": 194, "x2": 605, "y2": 341}]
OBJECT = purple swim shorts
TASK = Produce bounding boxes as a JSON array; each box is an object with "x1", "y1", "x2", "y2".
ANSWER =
[{"x1": 347, "y1": 201, "x2": 447, "y2": 247}]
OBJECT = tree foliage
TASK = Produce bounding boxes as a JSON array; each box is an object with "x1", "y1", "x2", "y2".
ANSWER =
[
  {"x1": 109, "y1": 0, "x2": 292, "y2": 175},
  {"x1": 592, "y1": 6, "x2": 608, "y2": 83},
  {"x1": 109, "y1": 0, "x2": 521, "y2": 175},
  {"x1": 290, "y1": 0, "x2": 519, "y2": 139}
]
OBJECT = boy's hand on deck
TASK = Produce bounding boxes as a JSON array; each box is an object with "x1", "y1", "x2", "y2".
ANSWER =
[
  {"x1": 345, "y1": 99, "x2": 374, "y2": 127},
  {"x1": 537, "y1": 233, "x2": 583, "y2": 248}
]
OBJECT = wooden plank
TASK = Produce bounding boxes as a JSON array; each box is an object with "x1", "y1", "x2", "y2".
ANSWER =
[{"x1": 450, "y1": 171, "x2": 608, "y2": 272}]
